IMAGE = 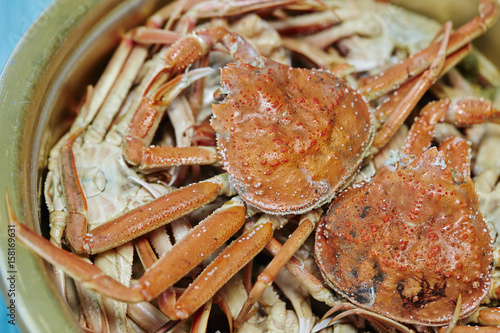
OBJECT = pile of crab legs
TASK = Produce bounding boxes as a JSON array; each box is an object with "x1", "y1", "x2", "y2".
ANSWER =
[{"x1": 7, "y1": 0, "x2": 500, "y2": 331}]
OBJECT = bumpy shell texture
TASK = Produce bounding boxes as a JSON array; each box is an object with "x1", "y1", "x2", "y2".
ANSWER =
[
  {"x1": 315, "y1": 148, "x2": 493, "y2": 325},
  {"x1": 211, "y1": 58, "x2": 373, "y2": 214}
]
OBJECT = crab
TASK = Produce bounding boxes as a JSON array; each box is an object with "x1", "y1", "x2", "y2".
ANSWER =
[
  {"x1": 10, "y1": 0, "x2": 500, "y2": 330},
  {"x1": 315, "y1": 137, "x2": 495, "y2": 325},
  {"x1": 314, "y1": 91, "x2": 500, "y2": 325}
]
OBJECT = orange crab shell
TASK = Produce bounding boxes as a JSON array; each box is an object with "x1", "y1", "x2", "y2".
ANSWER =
[
  {"x1": 211, "y1": 58, "x2": 373, "y2": 214},
  {"x1": 315, "y1": 148, "x2": 493, "y2": 325}
]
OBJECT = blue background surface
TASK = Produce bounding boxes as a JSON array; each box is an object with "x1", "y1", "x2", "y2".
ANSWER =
[
  {"x1": 1, "y1": 1, "x2": 51, "y2": 332},
  {"x1": 1, "y1": 0, "x2": 51, "y2": 72}
]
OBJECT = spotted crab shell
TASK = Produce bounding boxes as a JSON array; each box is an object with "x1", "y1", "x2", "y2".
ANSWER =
[
  {"x1": 211, "y1": 58, "x2": 373, "y2": 214},
  {"x1": 315, "y1": 148, "x2": 493, "y2": 325}
]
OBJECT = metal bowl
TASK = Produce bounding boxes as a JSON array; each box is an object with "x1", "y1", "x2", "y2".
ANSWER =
[{"x1": 0, "y1": 0, "x2": 498, "y2": 331}]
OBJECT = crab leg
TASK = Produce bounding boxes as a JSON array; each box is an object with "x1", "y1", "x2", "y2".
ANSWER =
[
  {"x1": 135, "y1": 237, "x2": 183, "y2": 320},
  {"x1": 131, "y1": 27, "x2": 181, "y2": 45},
  {"x1": 281, "y1": 37, "x2": 345, "y2": 70},
  {"x1": 94, "y1": 243, "x2": 134, "y2": 332},
  {"x1": 438, "y1": 326, "x2": 500, "y2": 333},
  {"x1": 6, "y1": 194, "x2": 108, "y2": 331},
  {"x1": 185, "y1": 0, "x2": 306, "y2": 19},
  {"x1": 135, "y1": 235, "x2": 158, "y2": 269},
  {"x1": 127, "y1": 301, "x2": 170, "y2": 332},
  {"x1": 81, "y1": 174, "x2": 234, "y2": 254},
  {"x1": 135, "y1": 223, "x2": 183, "y2": 318},
  {"x1": 171, "y1": 214, "x2": 278, "y2": 320},
  {"x1": 316, "y1": 303, "x2": 413, "y2": 333},
  {"x1": 360, "y1": 0, "x2": 498, "y2": 101},
  {"x1": 123, "y1": 68, "x2": 220, "y2": 171},
  {"x1": 145, "y1": 0, "x2": 183, "y2": 29},
  {"x1": 48, "y1": 58, "x2": 152, "y2": 316},
  {"x1": 84, "y1": 44, "x2": 149, "y2": 143},
  {"x1": 138, "y1": 196, "x2": 244, "y2": 299},
  {"x1": 374, "y1": 43, "x2": 472, "y2": 123},
  {"x1": 170, "y1": 210, "x2": 323, "y2": 322},
  {"x1": 190, "y1": 299, "x2": 213, "y2": 333},
  {"x1": 265, "y1": 237, "x2": 336, "y2": 306},
  {"x1": 300, "y1": 16, "x2": 377, "y2": 50},
  {"x1": 467, "y1": 307, "x2": 500, "y2": 326},
  {"x1": 234, "y1": 209, "x2": 322, "y2": 328},
  {"x1": 402, "y1": 98, "x2": 500, "y2": 156},
  {"x1": 59, "y1": 129, "x2": 89, "y2": 255},
  {"x1": 268, "y1": 10, "x2": 343, "y2": 35},
  {"x1": 73, "y1": 35, "x2": 135, "y2": 130},
  {"x1": 13, "y1": 196, "x2": 246, "y2": 302},
  {"x1": 133, "y1": 188, "x2": 201, "y2": 320},
  {"x1": 125, "y1": 142, "x2": 220, "y2": 171},
  {"x1": 57, "y1": 70, "x2": 223, "y2": 254},
  {"x1": 147, "y1": 0, "x2": 309, "y2": 36},
  {"x1": 370, "y1": 21, "x2": 452, "y2": 151},
  {"x1": 331, "y1": 309, "x2": 413, "y2": 333},
  {"x1": 123, "y1": 26, "x2": 260, "y2": 171},
  {"x1": 74, "y1": 279, "x2": 109, "y2": 332}
]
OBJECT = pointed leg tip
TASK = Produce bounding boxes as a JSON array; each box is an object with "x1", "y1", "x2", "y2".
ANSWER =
[{"x1": 5, "y1": 190, "x2": 19, "y2": 227}]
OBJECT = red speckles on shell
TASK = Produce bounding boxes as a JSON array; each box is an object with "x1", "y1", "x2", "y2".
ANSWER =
[
  {"x1": 315, "y1": 148, "x2": 493, "y2": 325},
  {"x1": 211, "y1": 58, "x2": 373, "y2": 214}
]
